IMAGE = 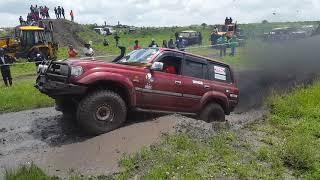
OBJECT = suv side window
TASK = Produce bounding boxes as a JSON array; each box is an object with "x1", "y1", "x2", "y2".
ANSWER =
[
  {"x1": 208, "y1": 63, "x2": 233, "y2": 83},
  {"x1": 182, "y1": 56, "x2": 207, "y2": 79}
]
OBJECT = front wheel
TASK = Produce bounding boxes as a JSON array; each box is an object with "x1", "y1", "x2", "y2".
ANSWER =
[
  {"x1": 200, "y1": 103, "x2": 225, "y2": 123},
  {"x1": 77, "y1": 90, "x2": 127, "y2": 135}
]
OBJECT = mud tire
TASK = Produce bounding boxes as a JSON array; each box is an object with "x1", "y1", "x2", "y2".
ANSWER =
[
  {"x1": 77, "y1": 90, "x2": 127, "y2": 135},
  {"x1": 200, "y1": 103, "x2": 225, "y2": 123}
]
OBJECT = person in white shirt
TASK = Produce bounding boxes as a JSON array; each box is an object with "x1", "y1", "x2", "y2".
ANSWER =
[
  {"x1": 0, "y1": 48, "x2": 13, "y2": 86},
  {"x1": 83, "y1": 43, "x2": 94, "y2": 57}
]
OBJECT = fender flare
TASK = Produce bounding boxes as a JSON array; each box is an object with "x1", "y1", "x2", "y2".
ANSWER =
[
  {"x1": 77, "y1": 72, "x2": 136, "y2": 106},
  {"x1": 200, "y1": 91, "x2": 230, "y2": 114}
]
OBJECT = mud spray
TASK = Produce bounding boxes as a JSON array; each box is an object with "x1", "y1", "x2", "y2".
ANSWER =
[{"x1": 236, "y1": 36, "x2": 320, "y2": 112}]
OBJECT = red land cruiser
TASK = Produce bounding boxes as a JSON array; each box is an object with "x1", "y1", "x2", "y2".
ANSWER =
[{"x1": 36, "y1": 48, "x2": 239, "y2": 135}]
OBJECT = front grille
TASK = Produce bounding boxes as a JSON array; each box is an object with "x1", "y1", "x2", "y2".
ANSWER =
[{"x1": 46, "y1": 62, "x2": 70, "y2": 82}]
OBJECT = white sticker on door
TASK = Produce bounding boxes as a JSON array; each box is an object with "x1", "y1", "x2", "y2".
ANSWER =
[
  {"x1": 215, "y1": 74, "x2": 227, "y2": 81},
  {"x1": 214, "y1": 66, "x2": 226, "y2": 75},
  {"x1": 192, "y1": 80, "x2": 203, "y2": 85}
]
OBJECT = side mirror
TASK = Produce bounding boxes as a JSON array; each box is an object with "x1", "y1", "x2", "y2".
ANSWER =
[{"x1": 150, "y1": 62, "x2": 164, "y2": 71}]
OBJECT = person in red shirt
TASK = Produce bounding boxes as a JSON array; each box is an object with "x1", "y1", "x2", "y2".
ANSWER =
[
  {"x1": 133, "y1": 40, "x2": 142, "y2": 50},
  {"x1": 68, "y1": 45, "x2": 78, "y2": 58},
  {"x1": 70, "y1": 10, "x2": 74, "y2": 22}
]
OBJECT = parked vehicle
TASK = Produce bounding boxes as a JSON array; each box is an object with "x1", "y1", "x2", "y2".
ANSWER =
[
  {"x1": 94, "y1": 27, "x2": 114, "y2": 36},
  {"x1": 177, "y1": 30, "x2": 202, "y2": 46},
  {"x1": 36, "y1": 48, "x2": 239, "y2": 135}
]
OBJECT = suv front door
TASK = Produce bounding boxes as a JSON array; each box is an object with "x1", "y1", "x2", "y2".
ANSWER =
[{"x1": 139, "y1": 52, "x2": 184, "y2": 112}]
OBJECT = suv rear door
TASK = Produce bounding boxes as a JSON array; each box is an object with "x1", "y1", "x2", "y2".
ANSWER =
[{"x1": 177, "y1": 55, "x2": 212, "y2": 112}]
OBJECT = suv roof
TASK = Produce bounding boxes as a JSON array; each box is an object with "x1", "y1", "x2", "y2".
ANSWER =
[{"x1": 159, "y1": 48, "x2": 229, "y2": 66}]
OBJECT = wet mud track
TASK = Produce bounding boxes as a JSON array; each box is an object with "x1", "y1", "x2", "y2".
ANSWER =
[{"x1": 0, "y1": 107, "x2": 265, "y2": 178}]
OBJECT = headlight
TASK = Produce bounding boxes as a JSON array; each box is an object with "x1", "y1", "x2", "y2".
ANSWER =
[
  {"x1": 70, "y1": 66, "x2": 83, "y2": 77},
  {"x1": 37, "y1": 64, "x2": 48, "y2": 74}
]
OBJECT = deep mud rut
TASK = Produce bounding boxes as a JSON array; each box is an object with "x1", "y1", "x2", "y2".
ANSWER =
[{"x1": 0, "y1": 107, "x2": 265, "y2": 178}]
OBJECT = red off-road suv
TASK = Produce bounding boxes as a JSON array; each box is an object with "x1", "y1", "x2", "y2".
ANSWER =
[{"x1": 36, "y1": 48, "x2": 239, "y2": 135}]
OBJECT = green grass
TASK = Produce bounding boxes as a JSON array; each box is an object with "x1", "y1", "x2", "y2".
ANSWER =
[
  {"x1": 5, "y1": 164, "x2": 58, "y2": 180},
  {"x1": 115, "y1": 131, "x2": 284, "y2": 179},
  {"x1": 0, "y1": 79, "x2": 54, "y2": 113}
]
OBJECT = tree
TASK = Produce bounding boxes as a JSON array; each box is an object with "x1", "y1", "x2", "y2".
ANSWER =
[
  {"x1": 201, "y1": 23, "x2": 207, "y2": 29},
  {"x1": 262, "y1": 20, "x2": 269, "y2": 24}
]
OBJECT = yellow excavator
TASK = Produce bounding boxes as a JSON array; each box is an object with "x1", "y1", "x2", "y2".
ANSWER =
[{"x1": 0, "y1": 21, "x2": 58, "y2": 60}]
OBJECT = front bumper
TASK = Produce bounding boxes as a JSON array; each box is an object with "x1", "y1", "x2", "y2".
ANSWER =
[{"x1": 36, "y1": 76, "x2": 87, "y2": 96}]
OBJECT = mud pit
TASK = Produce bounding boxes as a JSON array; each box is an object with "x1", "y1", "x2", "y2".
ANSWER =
[{"x1": 0, "y1": 107, "x2": 264, "y2": 178}]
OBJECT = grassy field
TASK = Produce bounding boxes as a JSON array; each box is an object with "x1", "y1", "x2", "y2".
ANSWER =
[
  {"x1": 113, "y1": 82, "x2": 320, "y2": 179},
  {"x1": 5, "y1": 81, "x2": 320, "y2": 179}
]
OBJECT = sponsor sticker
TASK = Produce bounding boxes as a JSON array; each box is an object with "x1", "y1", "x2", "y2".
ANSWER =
[
  {"x1": 192, "y1": 80, "x2": 203, "y2": 85},
  {"x1": 215, "y1": 74, "x2": 227, "y2": 81},
  {"x1": 214, "y1": 66, "x2": 226, "y2": 75}
]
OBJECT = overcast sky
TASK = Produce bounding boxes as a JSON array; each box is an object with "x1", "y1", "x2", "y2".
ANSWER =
[{"x1": 1, "y1": 0, "x2": 320, "y2": 27}]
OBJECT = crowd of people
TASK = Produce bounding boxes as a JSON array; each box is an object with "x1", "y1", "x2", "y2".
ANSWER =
[{"x1": 19, "y1": 4, "x2": 75, "y2": 26}]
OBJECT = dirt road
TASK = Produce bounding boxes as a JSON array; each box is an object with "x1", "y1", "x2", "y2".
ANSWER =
[{"x1": 0, "y1": 107, "x2": 264, "y2": 178}]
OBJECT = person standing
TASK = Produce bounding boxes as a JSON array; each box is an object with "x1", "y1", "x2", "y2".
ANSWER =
[
  {"x1": 168, "y1": 38, "x2": 175, "y2": 49},
  {"x1": 54, "y1": 7, "x2": 58, "y2": 19},
  {"x1": 83, "y1": 43, "x2": 94, "y2": 57},
  {"x1": 61, "y1": 7, "x2": 65, "y2": 19},
  {"x1": 217, "y1": 34, "x2": 227, "y2": 57},
  {"x1": 228, "y1": 36, "x2": 238, "y2": 56},
  {"x1": 19, "y1": 16, "x2": 24, "y2": 25},
  {"x1": 68, "y1": 45, "x2": 78, "y2": 58},
  {"x1": 30, "y1": 48, "x2": 46, "y2": 67},
  {"x1": 133, "y1": 40, "x2": 142, "y2": 50},
  {"x1": 57, "y1": 6, "x2": 62, "y2": 19},
  {"x1": 0, "y1": 48, "x2": 13, "y2": 87},
  {"x1": 114, "y1": 33, "x2": 120, "y2": 47},
  {"x1": 44, "y1": 6, "x2": 50, "y2": 18},
  {"x1": 148, "y1": 39, "x2": 159, "y2": 48},
  {"x1": 162, "y1": 40, "x2": 168, "y2": 48},
  {"x1": 70, "y1": 10, "x2": 74, "y2": 22},
  {"x1": 176, "y1": 36, "x2": 185, "y2": 51}
]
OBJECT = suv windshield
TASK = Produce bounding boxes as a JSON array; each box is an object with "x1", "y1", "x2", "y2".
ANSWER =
[{"x1": 119, "y1": 48, "x2": 158, "y2": 64}]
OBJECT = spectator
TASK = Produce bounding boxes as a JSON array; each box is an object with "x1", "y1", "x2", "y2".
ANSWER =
[
  {"x1": 228, "y1": 36, "x2": 238, "y2": 56},
  {"x1": 225, "y1": 17, "x2": 229, "y2": 25},
  {"x1": 0, "y1": 48, "x2": 13, "y2": 87},
  {"x1": 148, "y1": 39, "x2": 159, "y2": 48},
  {"x1": 30, "y1": 47, "x2": 46, "y2": 67},
  {"x1": 133, "y1": 40, "x2": 142, "y2": 50},
  {"x1": 19, "y1": 16, "x2": 24, "y2": 25},
  {"x1": 61, "y1": 7, "x2": 65, "y2": 19},
  {"x1": 162, "y1": 40, "x2": 168, "y2": 48},
  {"x1": 44, "y1": 6, "x2": 50, "y2": 18},
  {"x1": 176, "y1": 36, "x2": 185, "y2": 51},
  {"x1": 83, "y1": 43, "x2": 94, "y2": 57},
  {"x1": 27, "y1": 13, "x2": 32, "y2": 24},
  {"x1": 211, "y1": 31, "x2": 220, "y2": 46},
  {"x1": 30, "y1": 5, "x2": 34, "y2": 13},
  {"x1": 57, "y1": 6, "x2": 62, "y2": 19},
  {"x1": 199, "y1": 32, "x2": 203, "y2": 45},
  {"x1": 168, "y1": 38, "x2": 175, "y2": 49},
  {"x1": 68, "y1": 45, "x2": 78, "y2": 58},
  {"x1": 229, "y1": 17, "x2": 233, "y2": 24},
  {"x1": 175, "y1": 32, "x2": 179, "y2": 41},
  {"x1": 70, "y1": 10, "x2": 74, "y2": 21},
  {"x1": 217, "y1": 34, "x2": 227, "y2": 57},
  {"x1": 54, "y1": 7, "x2": 58, "y2": 19},
  {"x1": 114, "y1": 33, "x2": 120, "y2": 47}
]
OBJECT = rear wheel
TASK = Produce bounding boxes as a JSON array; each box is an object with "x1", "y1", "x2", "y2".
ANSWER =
[
  {"x1": 200, "y1": 103, "x2": 225, "y2": 123},
  {"x1": 77, "y1": 90, "x2": 127, "y2": 135}
]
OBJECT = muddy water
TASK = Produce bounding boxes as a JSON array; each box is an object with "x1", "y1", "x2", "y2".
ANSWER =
[{"x1": 0, "y1": 107, "x2": 264, "y2": 178}]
